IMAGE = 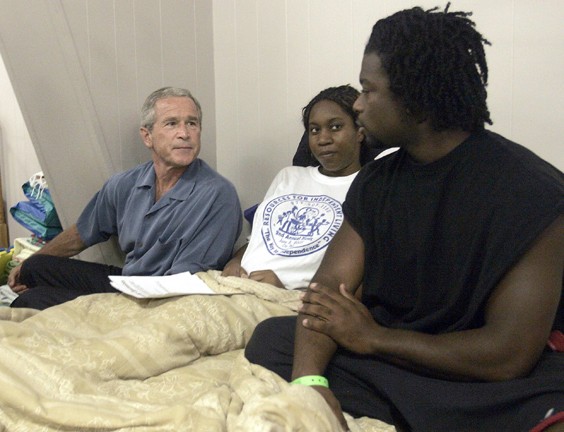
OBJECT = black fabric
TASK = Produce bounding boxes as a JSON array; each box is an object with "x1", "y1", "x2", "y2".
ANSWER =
[
  {"x1": 292, "y1": 132, "x2": 316, "y2": 167},
  {"x1": 11, "y1": 254, "x2": 122, "y2": 310},
  {"x1": 344, "y1": 130, "x2": 564, "y2": 333},
  {"x1": 245, "y1": 316, "x2": 564, "y2": 432}
]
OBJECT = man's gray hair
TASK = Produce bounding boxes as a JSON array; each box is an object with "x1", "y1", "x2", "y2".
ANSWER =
[{"x1": 140, "y1": 87, "x2": 202, "y2": 130}]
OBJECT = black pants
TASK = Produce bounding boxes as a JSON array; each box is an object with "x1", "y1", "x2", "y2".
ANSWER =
[
  {"x1": 245, "y1": 316, "x2": 564, "y2": 432},
  {"x1": 10, "y1": 254, "x2": 122, "y2": 310}
]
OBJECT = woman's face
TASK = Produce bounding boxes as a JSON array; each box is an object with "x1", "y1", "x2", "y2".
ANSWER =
[{"x1": 307, "y1": 100, "x2": 363, "y2": 177}]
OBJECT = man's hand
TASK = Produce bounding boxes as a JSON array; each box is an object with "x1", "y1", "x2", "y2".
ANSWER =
[
  {"x1": 7, "y1": 265, "x2": 28, "y2": 294},
  {"x1": 299, "y1": 282, "x2": 380, "y2": 354},
  {"x1": 313, "y1": 386, "x2": 349, "y2": 431},
  {"x1": 246, "y1": 269, "x2": 285, "y2": 289}
]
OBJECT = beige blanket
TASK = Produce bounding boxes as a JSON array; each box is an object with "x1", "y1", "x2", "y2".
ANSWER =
[{"x1": 0, "y1": 270, "x2": 395, "y2": 431}]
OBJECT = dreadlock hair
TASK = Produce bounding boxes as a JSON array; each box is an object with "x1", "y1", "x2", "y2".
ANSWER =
[
  {"x1": 299, "y1": 84, "x2": 371, "y2": 166},
  {"x1": 365, "y1": 3, "x2": 492, "y2": 132}
]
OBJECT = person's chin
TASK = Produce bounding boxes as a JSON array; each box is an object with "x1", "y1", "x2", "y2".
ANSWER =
[
  {"x1": 167, "y1": 157, "x2": 195, "y2": 169},
  {"x1": 176, "y1": 150, "x2": 199, "y2": 165},
  {"x1": 364, "y1": 130, "x2": 395, "y2": 149},
  {"x1": 182, "y1": 156, "x2": 197, "y2": 166}
]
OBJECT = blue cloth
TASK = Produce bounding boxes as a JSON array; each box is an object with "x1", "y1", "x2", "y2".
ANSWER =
[
  {"x1": 9, "y1": 183, "x2": 62, "y2": 240},
  {"x1": 77, "y1": 159, "x2": 242, "y2": 276}
]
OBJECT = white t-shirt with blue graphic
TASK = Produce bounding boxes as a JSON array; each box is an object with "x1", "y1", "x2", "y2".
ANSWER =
[{"x1": 241, "y1": 166, "x2": 358, "y2": 290}]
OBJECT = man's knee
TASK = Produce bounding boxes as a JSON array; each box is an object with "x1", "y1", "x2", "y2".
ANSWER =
[
  {"x1": 245, "y1": 316, "x2": 297, "y2": 378},
  {"x1": 19, "y1": 254, "x2": 59, "y2": 280}
]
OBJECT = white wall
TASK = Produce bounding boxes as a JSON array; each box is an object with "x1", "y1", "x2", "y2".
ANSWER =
[
  {"x1": 1, "y1": 0, "x2": 563, "y2": 255},
  {"x1": 213, "y1": 0, "x2": 564, "y2": 219}
]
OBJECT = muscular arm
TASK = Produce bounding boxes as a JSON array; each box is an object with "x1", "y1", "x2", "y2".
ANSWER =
[
  {"x1": 300, "y1": 215, "x2": 564, "y2": 382},
  {"x1": 364, "y1": 215, "x2": 564, "y2": 381},
  {"x1": 291, "y1": 219, "x2": 365, "y2": 379}
]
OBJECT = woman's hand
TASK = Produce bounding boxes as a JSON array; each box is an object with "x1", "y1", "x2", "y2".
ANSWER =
[
  {"x1": 221, "y1": 258, "x2": 248, "y2": 278},
  {"x1": 246, "y1": 269, "x2": 285, "y2": 289}
]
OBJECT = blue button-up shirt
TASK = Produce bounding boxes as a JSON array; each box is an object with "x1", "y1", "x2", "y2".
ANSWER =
[{"x1": 77, "y1": 159, "x2": 241, "y2": 275}]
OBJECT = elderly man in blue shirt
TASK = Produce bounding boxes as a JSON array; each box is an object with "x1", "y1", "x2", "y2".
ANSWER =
[{"x1": 9, "y1": 87, "x2": 242, "y2": 310}]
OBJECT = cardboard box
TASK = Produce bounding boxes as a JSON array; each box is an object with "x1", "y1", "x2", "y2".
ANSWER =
[{"x1": 0, "y1": 224, "x2": 8, "y2": 249}]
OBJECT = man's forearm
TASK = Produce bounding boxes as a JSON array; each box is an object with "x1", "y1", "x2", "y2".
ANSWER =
[
  {"x1": 291, "y1": 273, "x2": 342, "y2": 379},
  {"x1": 291, "y1": 317, "x2": 337, "y2": 379},
  {"x1": 297, "y1": 216, "x2": 564, "y2": 383},
  {"x1": 35, "y1": 224, "x2": 87, "y2": 257},
  {"x1": 291, "y1": 220, "x2": 365, "y2": 380}
]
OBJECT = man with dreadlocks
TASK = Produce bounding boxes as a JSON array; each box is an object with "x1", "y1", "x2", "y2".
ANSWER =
[{"x1": 245, "y1": 5, "x2": 563, "y2": 432}]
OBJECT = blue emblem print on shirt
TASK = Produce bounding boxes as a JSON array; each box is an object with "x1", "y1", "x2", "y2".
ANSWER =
[{"x1": 261, "y1": 194, "x2": 344, "y2": 256}]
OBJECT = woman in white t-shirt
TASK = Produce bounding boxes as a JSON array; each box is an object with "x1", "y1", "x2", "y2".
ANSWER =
[{"x1": 222, "y1": 85, "x2": 365, "y2": 289}]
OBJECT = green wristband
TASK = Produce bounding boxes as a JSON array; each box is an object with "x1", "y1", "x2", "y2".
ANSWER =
[{"x1": 291, "y1": 375, "x2": 329, "y2": 388}]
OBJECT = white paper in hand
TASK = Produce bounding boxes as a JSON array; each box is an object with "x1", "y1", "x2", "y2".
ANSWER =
[{"x1": 109, "y1": 271, "x2": 216, "y2": 299}]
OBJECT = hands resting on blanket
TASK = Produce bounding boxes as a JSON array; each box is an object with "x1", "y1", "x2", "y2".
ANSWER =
[{"x1": 221, "y1": 259, "x2": 285, "y2": 289}]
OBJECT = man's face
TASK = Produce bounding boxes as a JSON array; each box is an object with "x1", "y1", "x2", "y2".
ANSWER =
[
  {"x1": 353, "y1": 52, "x2": 415, "y2": 148},
  {"x1": 140, "y1": 96, "x2": 201, "y2": 169}
]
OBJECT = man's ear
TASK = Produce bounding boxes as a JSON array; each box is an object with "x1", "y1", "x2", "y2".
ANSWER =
[
  {"x1": 357, "y1": 127, "x2": 365, "y2": 144},
  {"x1": 140, "y1": 127, "x2": 152, "y2": 149}
]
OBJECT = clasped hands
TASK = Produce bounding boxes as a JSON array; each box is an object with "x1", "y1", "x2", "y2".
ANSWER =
[
  {"x1": 299, "y1": 282, "x2": 379, "y2": 354},
  {"x1": 221, "y1": 261, "x2": 284, "y2": 288}
]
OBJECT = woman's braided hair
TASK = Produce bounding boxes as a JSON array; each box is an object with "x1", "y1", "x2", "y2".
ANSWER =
[
  {"x1": 299, "y1": 85, "x2": 369, "y2": 167},
  {"x1": 365, "y1": 3, "x2": 492, "y2": 132},
  {"x1": 302, "y1": 84, "x2": 360, "y2": 129}
]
